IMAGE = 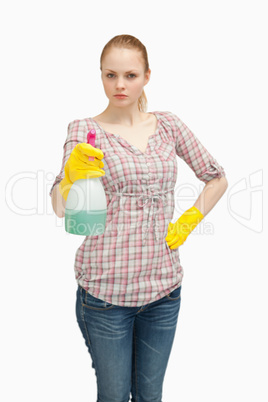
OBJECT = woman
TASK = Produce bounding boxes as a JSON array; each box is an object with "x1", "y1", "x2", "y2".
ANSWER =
[{"x1": 50, "y1": 34, "x2": 228, "y2": 402}]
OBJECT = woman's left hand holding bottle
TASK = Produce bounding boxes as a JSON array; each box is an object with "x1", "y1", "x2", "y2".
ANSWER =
[{"x1": 59, "y1": 143, "x2": 105, "y2": 201}]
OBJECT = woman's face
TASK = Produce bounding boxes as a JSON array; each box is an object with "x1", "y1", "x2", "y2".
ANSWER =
[{"x1": 101, "y1": 47, "x2": 150, "y2": 107}]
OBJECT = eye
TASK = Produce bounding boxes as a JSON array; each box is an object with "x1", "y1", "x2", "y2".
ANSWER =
[{"x1": 106, "y1": 73, "x2": 136, "y2": 79}]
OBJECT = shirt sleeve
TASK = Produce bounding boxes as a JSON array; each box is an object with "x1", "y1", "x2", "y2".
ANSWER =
[
  {"x1": 49, "y1": 119, "x2": 87, "y2": 197},
  {"x1": 171, "y1": 112, "x2": 226, "y2": 183}
]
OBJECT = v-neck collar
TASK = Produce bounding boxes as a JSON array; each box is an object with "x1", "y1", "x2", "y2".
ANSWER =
[{"x1": 89, "y1": 112, "x2": 161, "y2": 155}]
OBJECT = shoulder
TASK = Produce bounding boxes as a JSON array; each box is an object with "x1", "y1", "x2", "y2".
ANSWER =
[
  {"x1": 66, "y1": 117, "x2": 95, "y2": 142},
  {"x1": 153, "y1": 110, "x2": 180, "y2": 122},
  {"x1": 67, "y1": 117, "x2": 93, "y2": 130},
  {"x1": 152, "y1": 110, "x2": 183, "y2": 130},
  {"x1": 67, "y1": 116, "x2": 97, "y2": 135}
]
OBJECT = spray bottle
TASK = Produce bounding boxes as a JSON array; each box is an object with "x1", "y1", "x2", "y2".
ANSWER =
[{"x1": 64, "y1": 129, "x2": 107, "y2": 236}]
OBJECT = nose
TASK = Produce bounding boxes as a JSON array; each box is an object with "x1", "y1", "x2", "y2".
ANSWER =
[{"x1": 115, "y1": 76, "x2": 126, "y2": 90}]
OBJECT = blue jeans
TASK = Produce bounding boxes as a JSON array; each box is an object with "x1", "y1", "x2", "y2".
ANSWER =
[{"x1": 76, "y1": 284, "x2": 182, "y2": 402}]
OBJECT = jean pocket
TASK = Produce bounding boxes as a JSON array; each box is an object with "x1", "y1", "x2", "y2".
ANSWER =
[
  {"x1": 166, "y1": 285, "x2": 182, "y2": 301},
  {"x1": 81, "y1": 287, "x2": 115, "y2": 311}
]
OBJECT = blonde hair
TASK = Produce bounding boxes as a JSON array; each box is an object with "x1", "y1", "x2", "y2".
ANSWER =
[{"x1": 100, "y1": 34, "x2": 149, "y2": 112}]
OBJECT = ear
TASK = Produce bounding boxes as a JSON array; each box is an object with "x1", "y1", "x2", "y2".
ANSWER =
[{"x1": 144, "y1": 68, "x2": 151, "y2": 86}]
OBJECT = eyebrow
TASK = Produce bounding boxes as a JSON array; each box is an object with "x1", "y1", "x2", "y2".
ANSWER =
[{"x1": 104, "y1": 69, "x2": 139, "y2": 73}]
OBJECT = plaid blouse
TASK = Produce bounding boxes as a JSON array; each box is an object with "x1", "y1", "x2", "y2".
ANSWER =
[{"x1": 50, "y1": 111, "x2": 226, "y2": 307}]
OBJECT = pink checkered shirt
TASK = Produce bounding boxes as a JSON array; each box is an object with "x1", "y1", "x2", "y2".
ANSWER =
[{"x1": 50, "y1": 111, "x2": 226, "y2": 307}]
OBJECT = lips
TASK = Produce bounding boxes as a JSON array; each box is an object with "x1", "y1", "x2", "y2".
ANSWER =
[{"x1": 114, "y1": 94, "x2": 127, "y2": 97}]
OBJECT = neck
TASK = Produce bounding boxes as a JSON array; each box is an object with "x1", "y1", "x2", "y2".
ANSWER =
[{"x1": 100, "y1": 104, "x2": 145, "y2": 126}]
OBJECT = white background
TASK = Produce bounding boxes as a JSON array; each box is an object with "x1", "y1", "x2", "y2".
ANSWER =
[{"x1": 1, "y1": 0, "x2": 267, "y2": 401}]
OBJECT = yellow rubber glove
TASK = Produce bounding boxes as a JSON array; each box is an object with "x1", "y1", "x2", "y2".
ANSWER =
[
  {"x1": 165, "y1": 206, "x2": 204, "y2": 249},
  {"x1": 59, "y1": 143, "x2": 105, "y2": 201}
]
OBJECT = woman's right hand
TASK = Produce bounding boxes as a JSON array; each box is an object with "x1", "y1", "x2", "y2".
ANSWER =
[{"x1": 59, "y1": 143, "x2": 105, "y2": 201}]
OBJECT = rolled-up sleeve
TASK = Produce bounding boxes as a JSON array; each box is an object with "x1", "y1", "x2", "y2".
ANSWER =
[
  {"x1": 172, "y1": 113, "x2": 226, "y2": 183},
  {"x1": 49, "y1": 119, "x2": 87, "y2": 197}
]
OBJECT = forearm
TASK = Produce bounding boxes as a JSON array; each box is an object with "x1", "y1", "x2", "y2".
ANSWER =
[
  {"x1": 193, "y1": 176, "x2": 228, "y2": 217},
  {"x1": 51, "y1": 183, "x2": 66, "y2": 218}
]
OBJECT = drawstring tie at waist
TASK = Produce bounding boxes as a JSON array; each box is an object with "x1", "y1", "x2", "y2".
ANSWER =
[{"x1": 105, "y1": 187, "x2": 174, "y2": 245}]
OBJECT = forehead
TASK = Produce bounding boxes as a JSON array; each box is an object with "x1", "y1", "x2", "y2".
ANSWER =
[{"x1": 102, "y1": 47, "x2": 143, "y2": 71}]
